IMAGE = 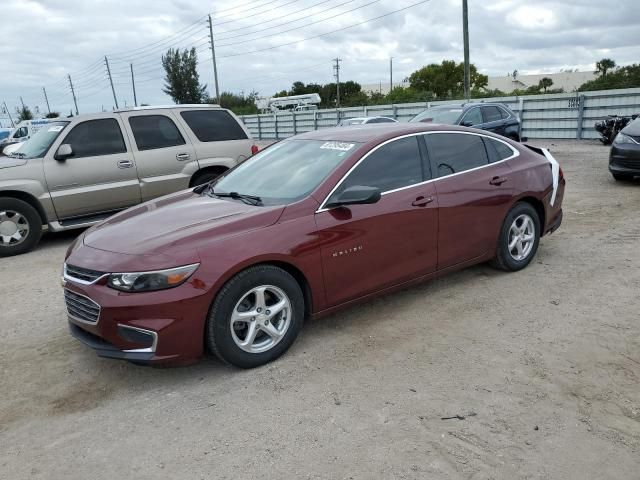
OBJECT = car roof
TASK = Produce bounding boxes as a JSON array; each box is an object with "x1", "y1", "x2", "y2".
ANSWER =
[
  {"x1": 293, "y1": 123, "x2": 476, "y2": 143},
  {"x1": 430, "y1": 102, "x2": 510, "y2": 111},
  {"x1": 113, "y1": 104, "x2": 222, "y2": 113}
]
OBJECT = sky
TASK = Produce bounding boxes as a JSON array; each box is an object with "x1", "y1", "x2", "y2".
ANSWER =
[{"x1": 1, "y1": 0, "x2": 638, "y2": 123}]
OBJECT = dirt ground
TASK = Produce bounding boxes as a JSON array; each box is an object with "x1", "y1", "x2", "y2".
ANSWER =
[{"x1": 1, "y1": 140, "x2": 639, "y2": 479}]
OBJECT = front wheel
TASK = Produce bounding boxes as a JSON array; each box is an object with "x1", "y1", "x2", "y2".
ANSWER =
[
  {"x1": 0, "y1": 198, "x2": 43, "y2": 257},
  {"x1": 491, "y1": 202, "x2": 540, "y2": 271},
  {"x1": 206, "y1": 265, "x2": 304, "y2": 368}
]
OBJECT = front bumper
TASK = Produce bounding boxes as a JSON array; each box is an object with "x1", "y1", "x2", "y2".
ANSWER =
[{"x1": 609, "y1": 143, "x2": 640, "y2": 175}]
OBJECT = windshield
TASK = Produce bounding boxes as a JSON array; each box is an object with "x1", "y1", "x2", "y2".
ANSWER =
[
  {"x1": 410, "y1": 108, "x2": 463, "y2": 124},
  {"x1": 213, "y1": 139, "x2": 361, "y2": 205},
  {"x1": 13, "y1": 121, "x2": 69, "y2": 158}
]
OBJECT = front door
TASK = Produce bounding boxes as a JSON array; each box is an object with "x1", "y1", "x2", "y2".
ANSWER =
[
  {"x1": 424, "y1": 132, "x2": 514, "y2": 269},
  {"x1": 43, "y1": 117, "x2": 141, "y2": 220},
  {"x1": 315, "y1": 135, "x2": 438, "y2": 307}
]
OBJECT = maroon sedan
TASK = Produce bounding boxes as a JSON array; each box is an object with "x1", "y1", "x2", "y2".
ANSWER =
[{"x1": 63, "y1": 124, "x2": 564, "y2": 368}]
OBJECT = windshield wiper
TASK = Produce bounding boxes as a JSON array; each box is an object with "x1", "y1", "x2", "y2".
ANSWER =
[{"x1": 211, "y1": 190, "x2": 263, "y2": 206}]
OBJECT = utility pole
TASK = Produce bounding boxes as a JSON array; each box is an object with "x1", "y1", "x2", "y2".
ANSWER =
[
  {"x1": 130, "y1": 63, "x2": 138, "y2": 107},
  {"x1": 104, "y1": 56, "x2": 119, "y2": 109},
  {"x1": 19, "y1": 96, "x2": 26, "y2": 111},
  {"x1": 208, "y1": 14, "x2": 221, "y2": 103},
  {"x1": 462, "y1": 0, "x2": 470, "y2": 100},
  {"x1": 42, "y1": 87, "x2": 51, "y2": 114},
  {"x1": 3, "y1": 101, "x2": 15, "y2": 127},
  {"x1": 68, "y1": 74, "x2": 79, "y2": 115},
  {"x1": 333, "y1": 58, "x2": 342, "y2": 108},
  {"x1": 390, "y1": 57, "x2": 393, "y2": 93}
]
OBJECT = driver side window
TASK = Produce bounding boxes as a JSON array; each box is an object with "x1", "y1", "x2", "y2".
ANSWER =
[
  {"x1": 330, "y1": 136, "x2": 424, "y2": 199},
  {"x1": 14, "y1": 127, "x2": 28, "y2": 138},
  {"x1": 62, "y1": 119, "x2": 127, "y2": 158},
  {"x1": 461, "y1": 108, "x2": 482, "y2": 126}
]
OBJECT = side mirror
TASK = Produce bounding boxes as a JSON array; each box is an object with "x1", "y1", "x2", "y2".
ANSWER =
[
  {"x1": 326, "y1": 185, "x2": 381, "y2": 208},
  {"x1": 460, "y1": 121, "x2": 473, "y2": 127},
  {"x1": 55, "y1": 144, "x2": 74, "y2": 161}
]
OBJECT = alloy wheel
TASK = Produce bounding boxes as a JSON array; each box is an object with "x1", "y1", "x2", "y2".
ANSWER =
[
  {"x1": 508, "y1": 213, "x2": 535, "y2": 261},
  {"x1": 230, "y1": 285, "x2": 292, "y2": 354},
  {"x1": 0, "y1": 210, "x2": 30, "y2": 246}
]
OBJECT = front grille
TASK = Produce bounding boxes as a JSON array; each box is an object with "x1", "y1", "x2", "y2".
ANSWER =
[
  {"x1": 612, "y1": 158, "x2": 640, "y2": 169},
  {"x1": 65, "y1": 264, "x2": 106, "y2": 284},
  {"x1": 65, "y1": 289, "x2": 101, "y2": 323}
]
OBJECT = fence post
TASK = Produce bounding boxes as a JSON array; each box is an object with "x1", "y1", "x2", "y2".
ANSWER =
[
  {"x1": 313, "y1": 110, "x2": 318, "y2": 130},
  {"x1": 293, "y1": 111, "x2": 297, "y2": 135},
  {"x1": 257, "y1": 115, "x2": 262, "y2": 140},
  {"x1": 576, "y1": 95, "x2": 586, "y2": 140},
  {"x1": 274, "y1": 114, "x2": 279, "y2": 139},
  {"x1": 518, "y1": 97, "x2": 525, "y2": 139},
  {"x1": 364, "y1": 105, "x2": 368, "y2": 117},
  {"x1": 392, "y1": 104, "x2": 398, "y2": 120}
]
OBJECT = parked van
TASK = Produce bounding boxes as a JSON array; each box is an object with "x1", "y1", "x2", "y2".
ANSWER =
[
  {"x1": 1, "y1": 119, "x2": 53, "y2": 152},
  {"x1": 0, "y1": 105, "x2": 258, "y2": 256}
]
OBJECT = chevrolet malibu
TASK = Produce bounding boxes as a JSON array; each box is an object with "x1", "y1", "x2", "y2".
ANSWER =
[{"x1": 63, "y1": 124, "x2": 565, "y2": 368}]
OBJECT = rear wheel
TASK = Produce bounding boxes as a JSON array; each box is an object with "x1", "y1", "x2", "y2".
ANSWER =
[
  {"x1": 0, "y1": 198, "x2": 43, "y2": 257},
  {"x1": 491, "y1": 202, "x2": 540, "y2": 272},
  {"x1": 206, "y1": 265, "x2": 304, "y2": 368}
]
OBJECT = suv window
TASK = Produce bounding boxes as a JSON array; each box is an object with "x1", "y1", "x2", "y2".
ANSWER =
[
  {"x1": 483, "y1": 137, "x2": 515, "y2": 163},
  {"x1": 461, "y1": 107, "x2": 482, "y2": 126},
  {"x1": 129, "y1": 115, "x2": 185, "y2": 151},
  {"x1": 426, "y1": 133, "x2": 489, "y2": 177},
  {"x1": 333, "y1": 136, "x2": 423, "y2": 196},
  {"x1": 180, "y1": 110, "x2": 247, "y2": 142},
  {"x1": 62, "y1": 119, "x2": 126, "y2": 158},
  {"x1": 482, "y1": 106, "x2": 504, "y2": 123}
]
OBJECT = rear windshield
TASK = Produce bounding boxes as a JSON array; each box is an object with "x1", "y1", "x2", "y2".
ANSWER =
[{"x1": 180, "y1": 110, "x2": 248, "y2": 142}]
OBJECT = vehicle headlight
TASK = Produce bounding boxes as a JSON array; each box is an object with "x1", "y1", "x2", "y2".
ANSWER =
[
  {"x1": 107, "y1": 264, "x2": 199, "y2": 292},
  {"x1": 613, "y1": 133, "x2": 638, "y2": 145}
]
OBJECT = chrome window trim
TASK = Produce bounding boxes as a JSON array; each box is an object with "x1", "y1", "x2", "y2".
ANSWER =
[
  {"x1": 316, "y1": 131, "x2": 520, "y2": 213},
  {"x1": 119, "y1": 324, "x2": 158, "y2": 353},
  {"x1": 63, "y1": 263, "x2": 109, "y2": 286},
  {"x1": 64, "y1": 288, "x2": 101, "y2": 325}
]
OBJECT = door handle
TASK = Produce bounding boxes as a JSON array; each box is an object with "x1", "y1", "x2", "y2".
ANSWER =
[
  {"x1": 489, "y1": 176, "x2": 508, "y2": 186},
  {"x1": 412, "y1": 195, "x2": 434, "y2": 207},
  {"x1": 118, "y1": 160, "x2": 134, "y2": 169},
  {"x1": 176, "y1": 153, "x2": 191, "y2": 161}
]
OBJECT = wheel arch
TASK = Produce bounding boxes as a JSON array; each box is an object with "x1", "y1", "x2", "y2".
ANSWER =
[
  {"x1": 189, "y1": 166, "x2": 229, "y2": 187},
  {"x1": 515, "y1": 195, "x2": 546, "y2": 231},
  {"x1": 0, "y1": 190, "x2": 48, "y2": 224}
]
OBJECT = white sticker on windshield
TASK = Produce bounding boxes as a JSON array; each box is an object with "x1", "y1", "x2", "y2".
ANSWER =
[
  {"x1": 48, "y1": 126, "x2": 63, "y2": 132},
  {"x1": 320, "y1": 142, "x2": 355, "y2": 152}
]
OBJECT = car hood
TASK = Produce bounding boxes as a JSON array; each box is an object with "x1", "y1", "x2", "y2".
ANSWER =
[
  {"x1": 0, "y1": 156, "x2": 27, "y2": 169},
  {"x1": 622, "y1": 118, "x2": 640, "y2": 137},
  {"x1": 83, "y1": 190, "x2": 285, "y2": 256}
]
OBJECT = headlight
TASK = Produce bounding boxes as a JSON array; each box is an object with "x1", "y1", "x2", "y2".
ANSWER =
[
  {"x1": 613, "y1": 133, "x2": 638, "y2": 145},
  {"x1": 108, "y1": 264, "x2": 199, "y2": 292}
]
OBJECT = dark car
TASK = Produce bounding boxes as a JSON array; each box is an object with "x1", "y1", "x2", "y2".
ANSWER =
[
  {"x1": 609, "y1": 117, "x2": 640, "y2": 181},
  {"x1": 63, "y1": 123, "x2": 564, "y2": 368},
  {"x1": 409, "y1": 103, "x2": 523, "y2": 141}
]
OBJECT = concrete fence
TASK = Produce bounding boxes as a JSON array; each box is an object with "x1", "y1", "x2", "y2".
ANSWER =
[{"x1": 240, "y1": 87, "x2": 640, "y2": 140}]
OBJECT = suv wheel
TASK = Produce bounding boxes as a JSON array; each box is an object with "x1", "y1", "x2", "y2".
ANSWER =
[
  {"x1": 0, "y1": 198, "x2": 43, "y2": 257},
  {"x1": 491, "y1": 202, "x2": 540, "y2": 271},
  {"x1": 206, "y1": 265, "x2": 304, "y2": 368}
]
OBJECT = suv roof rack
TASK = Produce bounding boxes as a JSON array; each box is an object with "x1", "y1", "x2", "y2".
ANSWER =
[{"x1": 114, "y1": 104, "x2": 221, "y2": 113}]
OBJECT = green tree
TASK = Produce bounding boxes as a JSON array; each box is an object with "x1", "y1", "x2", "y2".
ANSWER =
[
  {"x1": 580, "y1": 63, "x2": 640, "y2": 91},
  {"x1": 408, "y1": 60, "x2": 488, "y2": 98},
  {"x1": 18, "y1": 106, "x2": 33, "y2": 121},
  {"x1": 162, "y1": 47, "x2": 207, "y2": 104},
  {"x1": 538, "y1": 77, "x2": 553, "y2": 93},
  {"x1": 214, "y1": 91, "x2": 259, "y2": 115},
  {"x1": 595, "y1": 58, "x2": 616, "y2": 77}
]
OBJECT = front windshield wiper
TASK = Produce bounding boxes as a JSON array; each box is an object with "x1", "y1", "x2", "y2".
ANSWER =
[{"x1": 211, "y1": 190, "x2": 263, "y2": 206}]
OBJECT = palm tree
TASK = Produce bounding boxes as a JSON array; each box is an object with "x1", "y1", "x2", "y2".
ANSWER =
[
  {"x1": 595, "y1": 58, "x2": 616, "y2": 77},
  {"x1": 538, "y1": 77, "x2": 553, "y2": 93}
]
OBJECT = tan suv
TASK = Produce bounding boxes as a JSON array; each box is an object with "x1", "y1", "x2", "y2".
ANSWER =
[{"x1": 0, "y1": 105, "x2": 257, "y2": 256}]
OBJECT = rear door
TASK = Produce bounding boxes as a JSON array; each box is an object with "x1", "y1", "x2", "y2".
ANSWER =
[
  {"x1": 315, "y1": 135, "x2": 438, "y2": 306},
  {"x1": 43, "y1": 117, "x2": 140, "y2": 219},
  {"x1": 424, "y1": 132, "x2": 514, "y2": 269},
  {"x1": 177, "y1": 109, "x2": 253, "y2": 172},
  {"x1": 120, "y1": 111, "x2": 197, "y2": 202},
  {"x1": 480, "y1": 106, "x2": 506, "y2": 135}
]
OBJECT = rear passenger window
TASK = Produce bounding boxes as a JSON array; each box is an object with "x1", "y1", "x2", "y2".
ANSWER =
[
  {"x1": 483, "y1": 137, "x2": 515, "y2": 163},
  {"x1": 129, "y1": 115, "x2": 185, "y2": 151},
  {"x1": 180, "y1": 110, "x2": 248, "y2": 142},
  {"x1": 482, "y1": 106, "x2": 503, "y2": 123},
  {"x1": 62, "y1": 119, "x2": 126, "y2": 158},
  {"x1": 334, "y1": 136, "x2": 423, "y2": 195},
  {"x1": 426, "y1": 133, "x2": 488, "y2": 177}
]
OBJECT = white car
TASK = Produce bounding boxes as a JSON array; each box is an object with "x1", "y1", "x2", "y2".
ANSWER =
[{"x1": 338, "y1": 116, "x2": 397, "y2": 126}]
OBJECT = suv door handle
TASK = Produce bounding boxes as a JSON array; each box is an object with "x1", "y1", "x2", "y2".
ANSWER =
[
  {"x1": 118, "y1": 160, "x2": 134, "y2": 169},
  {"x1": 489, "y1": 176, "x2": 508, "y2": 186},
  {"x1": 176, "y1": 153, "x2": 191, "y2": 161},
  {"x1": 412, "y1": 195, "x2": 434, "y2": 207}
]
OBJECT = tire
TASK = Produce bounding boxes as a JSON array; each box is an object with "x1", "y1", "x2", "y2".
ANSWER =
[
  {"x1": 206, "y1": 265, "x2": 305, "y2": 368},
  {"x1": 491, "y1": 202, "x2": 540, "y2": 272},
  {"x1": 191, "y1": 169, "x2": 225, "y2": 187},
  {"x1": 612, "y1": 173, "x2": 633, "y2": 181},
  {"x1": 0, "y1": 198, "x2": 43, "y2": 257}
]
